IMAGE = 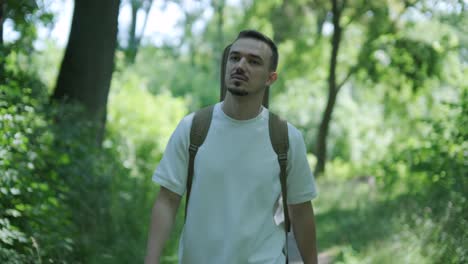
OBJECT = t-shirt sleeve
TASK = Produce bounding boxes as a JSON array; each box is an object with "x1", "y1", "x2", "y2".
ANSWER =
[
  {"x1": 286, "y1": 124, "x2": 318, "y2": 204},
  {"x1": 152, "y1": 113, "x2": 194, "y2": 196}
]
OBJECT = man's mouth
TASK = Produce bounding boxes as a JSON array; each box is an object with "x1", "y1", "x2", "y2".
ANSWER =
[{"x1": 231, "y1": 74, "x2": 248, "y2": 82}]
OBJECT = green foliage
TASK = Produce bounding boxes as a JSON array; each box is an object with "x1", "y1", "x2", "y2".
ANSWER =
[
  {"x1": 31, "y1": 41, "x2": 65, "y2": 92},
  {"x1": 109, "y1": 55, "x2": 189, "y2": 177},
  {"x1": 1, "y1": 31, "x2": 189, "y2": 264},
  {"x1": 0, "y1": 73, "x2": 74, "y2": 262},
  {"x1": 316, "y1": 162, "x2": 467, "y2": 263},
  {"x1": 359, "y1": 87, "x2": 468, "y2": 263},
  {"x1": 2, "y1": 0, "x2": 467, "y2": 263},
  {"x1": 47, "y1": 102, "x2": 119, "y2": 263},
  {"x1": 375, "y1": 87, "x2": 466, "y2": 194},
  {"x1": 114, "y1": 46, "x2": 219, "y2": 110},
  {"x1": 3, "y1": 0, "x2": 54, "y2": 53},
  {"x1": 361, "y1": 36, "x2": 442, "y2": 91},
  {"x1": 79, "y1": 59, "x2": 190, "y2": 263},
  {"x1": 0, "y1": 63, "x2": 183, "y2": 263}
]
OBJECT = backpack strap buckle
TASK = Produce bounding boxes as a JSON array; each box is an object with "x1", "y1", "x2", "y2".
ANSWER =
[
  {"x1": 189, "y1": 143, "x2": 198, "y2": 154},
  {"x1": 278, "y1": 153, "x2": 288, "y2": 162}
]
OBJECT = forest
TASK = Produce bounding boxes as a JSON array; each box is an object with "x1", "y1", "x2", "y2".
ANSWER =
[{"x1": 0, "y1": 0, "x2": 466, "y2": 263}]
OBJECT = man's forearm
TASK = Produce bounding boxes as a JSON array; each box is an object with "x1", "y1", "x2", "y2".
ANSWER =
[
  {"x1": 290, "y1": 202, "x2": 318, "y2": 264},
  {"x1": 145, "y1": 187, "x2": 181, "y2": 264}
]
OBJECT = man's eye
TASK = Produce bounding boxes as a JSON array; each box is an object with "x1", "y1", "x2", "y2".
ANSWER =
[
  {"x1": 250, "y1": 60, "x2": 261, "y2": 65},
  {"x1": 229, "y1": 56, "x2": 240, "y2": 61}
]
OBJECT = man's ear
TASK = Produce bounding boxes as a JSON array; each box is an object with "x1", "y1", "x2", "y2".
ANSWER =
[{"x1": 266, "y1": 72, "x2": 278, "y2": 86}]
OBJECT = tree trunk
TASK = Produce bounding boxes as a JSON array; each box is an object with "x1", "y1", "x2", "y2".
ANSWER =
[
  {"x1": 214, "y1": 0, "x2": 225, "y2": 80},
  {"x1": 315, "y1": 0, "x2": 343, "y2": 176},
  {"x1": 0, "y1": 0, "x2": 5, "y2": 84},
  {"x1": 52, "y1": 0, "x2": 120, "y2": 145},
  {"x1": 216, "y1": 0, "x2": 224, "y2": 50},
  {"x1": 125, "y1": 0, "x2": 153, "y2": 64},
  {"x1": 126, "y1": 0, "x2": 139, "y2": 64},
  {"x1": 0, "y1": 0, "x2": 3, "y2": 47},
  {"x1": 125, "y1": 0, "x2": 152, "y2": 64}
]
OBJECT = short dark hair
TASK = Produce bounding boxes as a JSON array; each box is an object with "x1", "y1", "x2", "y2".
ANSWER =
[{"x1": 234, "y1": 30, "x2": 278, "y2": 71}]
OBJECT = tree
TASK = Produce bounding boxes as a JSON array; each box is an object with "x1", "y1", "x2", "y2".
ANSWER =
[
  {"x1": 315, "y1": 0, "x2": 351, "y2": 175},
  {"x1": 125, "y1": 0, "x2": 153, "y2": 64},
  {"x1": 0, "y1": 0, "x2": 5, "y2": 84},
  {"x1": 52, "y1": 0, "x2": 121, "y2": 144},
  {"x1": 0, "y1": 0, "x2": 54, "y2": 86},
  {"x1": 213, "y1": 0, "x2": 225, "y2": 78},
  {"x1": 314, "y1": 0, "x2": 424, "y2": 175}
]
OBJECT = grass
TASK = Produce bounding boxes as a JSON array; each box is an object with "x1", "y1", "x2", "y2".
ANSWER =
[{"x1": 313, "y1": 177, "x2": 466, "y2": 263}]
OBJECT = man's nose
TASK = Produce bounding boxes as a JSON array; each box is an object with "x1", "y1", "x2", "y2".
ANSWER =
[{"x1": 236, "y1": 57, "x2": 247, "y2": 70}]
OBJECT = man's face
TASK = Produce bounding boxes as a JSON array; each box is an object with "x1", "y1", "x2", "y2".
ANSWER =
[{"x1": 224, "y1": 38, "x2": 277, "y2": 97}]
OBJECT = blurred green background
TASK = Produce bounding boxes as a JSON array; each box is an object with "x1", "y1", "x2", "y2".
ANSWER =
[{"x1": 0, "y1": 0, "x2": 466, "y2": 263}]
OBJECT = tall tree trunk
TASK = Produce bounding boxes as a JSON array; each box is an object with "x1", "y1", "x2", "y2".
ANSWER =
[
  {"x1": 52, "y1": 0, "x2": 120, "y2": 145},
  {"x1": 214, "y1": 0, "x2": 224, "y2": 80},
  {"x1": 126, "y1": 0, "x2": 152, "y2": 64},
  {"x1": 0, "y1": 0, "x2": 5, "y2": 84},
  {"x1": 216, "y1": 0, "x2": 224, "y2": 49},
  {"x1": 315, "y1": 0, "x2": 343, "y2": 176},
  {"x1": 183, "y1": 11, "x2": 196, "y2": 66},
  {"x1": 0, "y1": 0, "x2": 3, "y2": 46},
  {"x1": 126, "y1": 0, "x2": 139, "y2": 63},
  {"x1": 134, "y1": 0, "x2": 152, "y2": 58}
]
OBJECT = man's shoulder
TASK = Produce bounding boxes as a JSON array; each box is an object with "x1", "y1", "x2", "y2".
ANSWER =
[
  {"x1": 191, "y1": 103, "x2": 220, "y2": 119},
  {"x1": 171, "y1": 112, "x2": 195, "y2": 138},
  {"x1": 188, "y1": 103, "x2": 220, "y2": 127},
  {"x1": 267, "y1": 111, "x2": 302, "y2": 139},
  {"x1": 286, "y1": 122, "x2": 302, "y2": 137},
  {"x1": 180, "y1": 112, "x2": 196, "y2": 127}
]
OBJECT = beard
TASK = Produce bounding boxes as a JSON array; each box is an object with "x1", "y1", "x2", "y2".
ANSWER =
[
  {"x1": 227, "y1": 82, "x2": 249, "y2": 96},
  {"x1": 227, "y1": 87, "x2": 249, "y2": 96}
]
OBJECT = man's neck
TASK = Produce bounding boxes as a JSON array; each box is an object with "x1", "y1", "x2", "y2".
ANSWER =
[{"x1": 222, "y1": 92, "x2": 264, "y2": 120}]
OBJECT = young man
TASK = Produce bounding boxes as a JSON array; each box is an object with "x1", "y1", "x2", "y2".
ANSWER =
[{"x1": 145, "y1": 30, "x2": 318, "y2": 264}]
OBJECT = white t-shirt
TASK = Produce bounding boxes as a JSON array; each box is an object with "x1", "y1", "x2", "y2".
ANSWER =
[{"x1": 153, "y1": 102, "x2": 317, "y2": 264}]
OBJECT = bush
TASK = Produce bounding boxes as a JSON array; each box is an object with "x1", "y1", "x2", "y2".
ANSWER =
[
  {"x1": 0, "y1": 76, "x2": 75, "y2": 262},
  {"x1": 370, "y1": 87, "x2": 468, "y2": 262},
  {"x1": 105, "y1": 71, "x2": 189, "y2": 263}
]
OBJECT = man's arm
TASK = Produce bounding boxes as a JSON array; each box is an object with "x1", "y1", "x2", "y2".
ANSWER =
[
  {"x1": 145, "y1": 186, "x2": 182, "y2": 264},
  {"x1": 289, "y1": 201, "x2": 318, "y2": 264}
]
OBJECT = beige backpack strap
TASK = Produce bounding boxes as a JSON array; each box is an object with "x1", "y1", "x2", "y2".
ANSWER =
[
  {"x1": 269, "y1": 111, "x2": 290, "y2": 264},
  {"x1": 185, "y1": 105, "x2": 214, "y2": 220}
]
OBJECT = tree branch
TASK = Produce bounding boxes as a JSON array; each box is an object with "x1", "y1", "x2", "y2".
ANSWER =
[
  {"x1": 136, "y1": 0, "x2": 153, "y2": 48},
  {"x1": 336, "y1": 66, "x2": 356, "y2": 92}
]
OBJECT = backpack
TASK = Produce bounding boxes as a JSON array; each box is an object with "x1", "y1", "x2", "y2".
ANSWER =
[{"x1": 185, "y1": 44, "x2": 292, "y2": 263}]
